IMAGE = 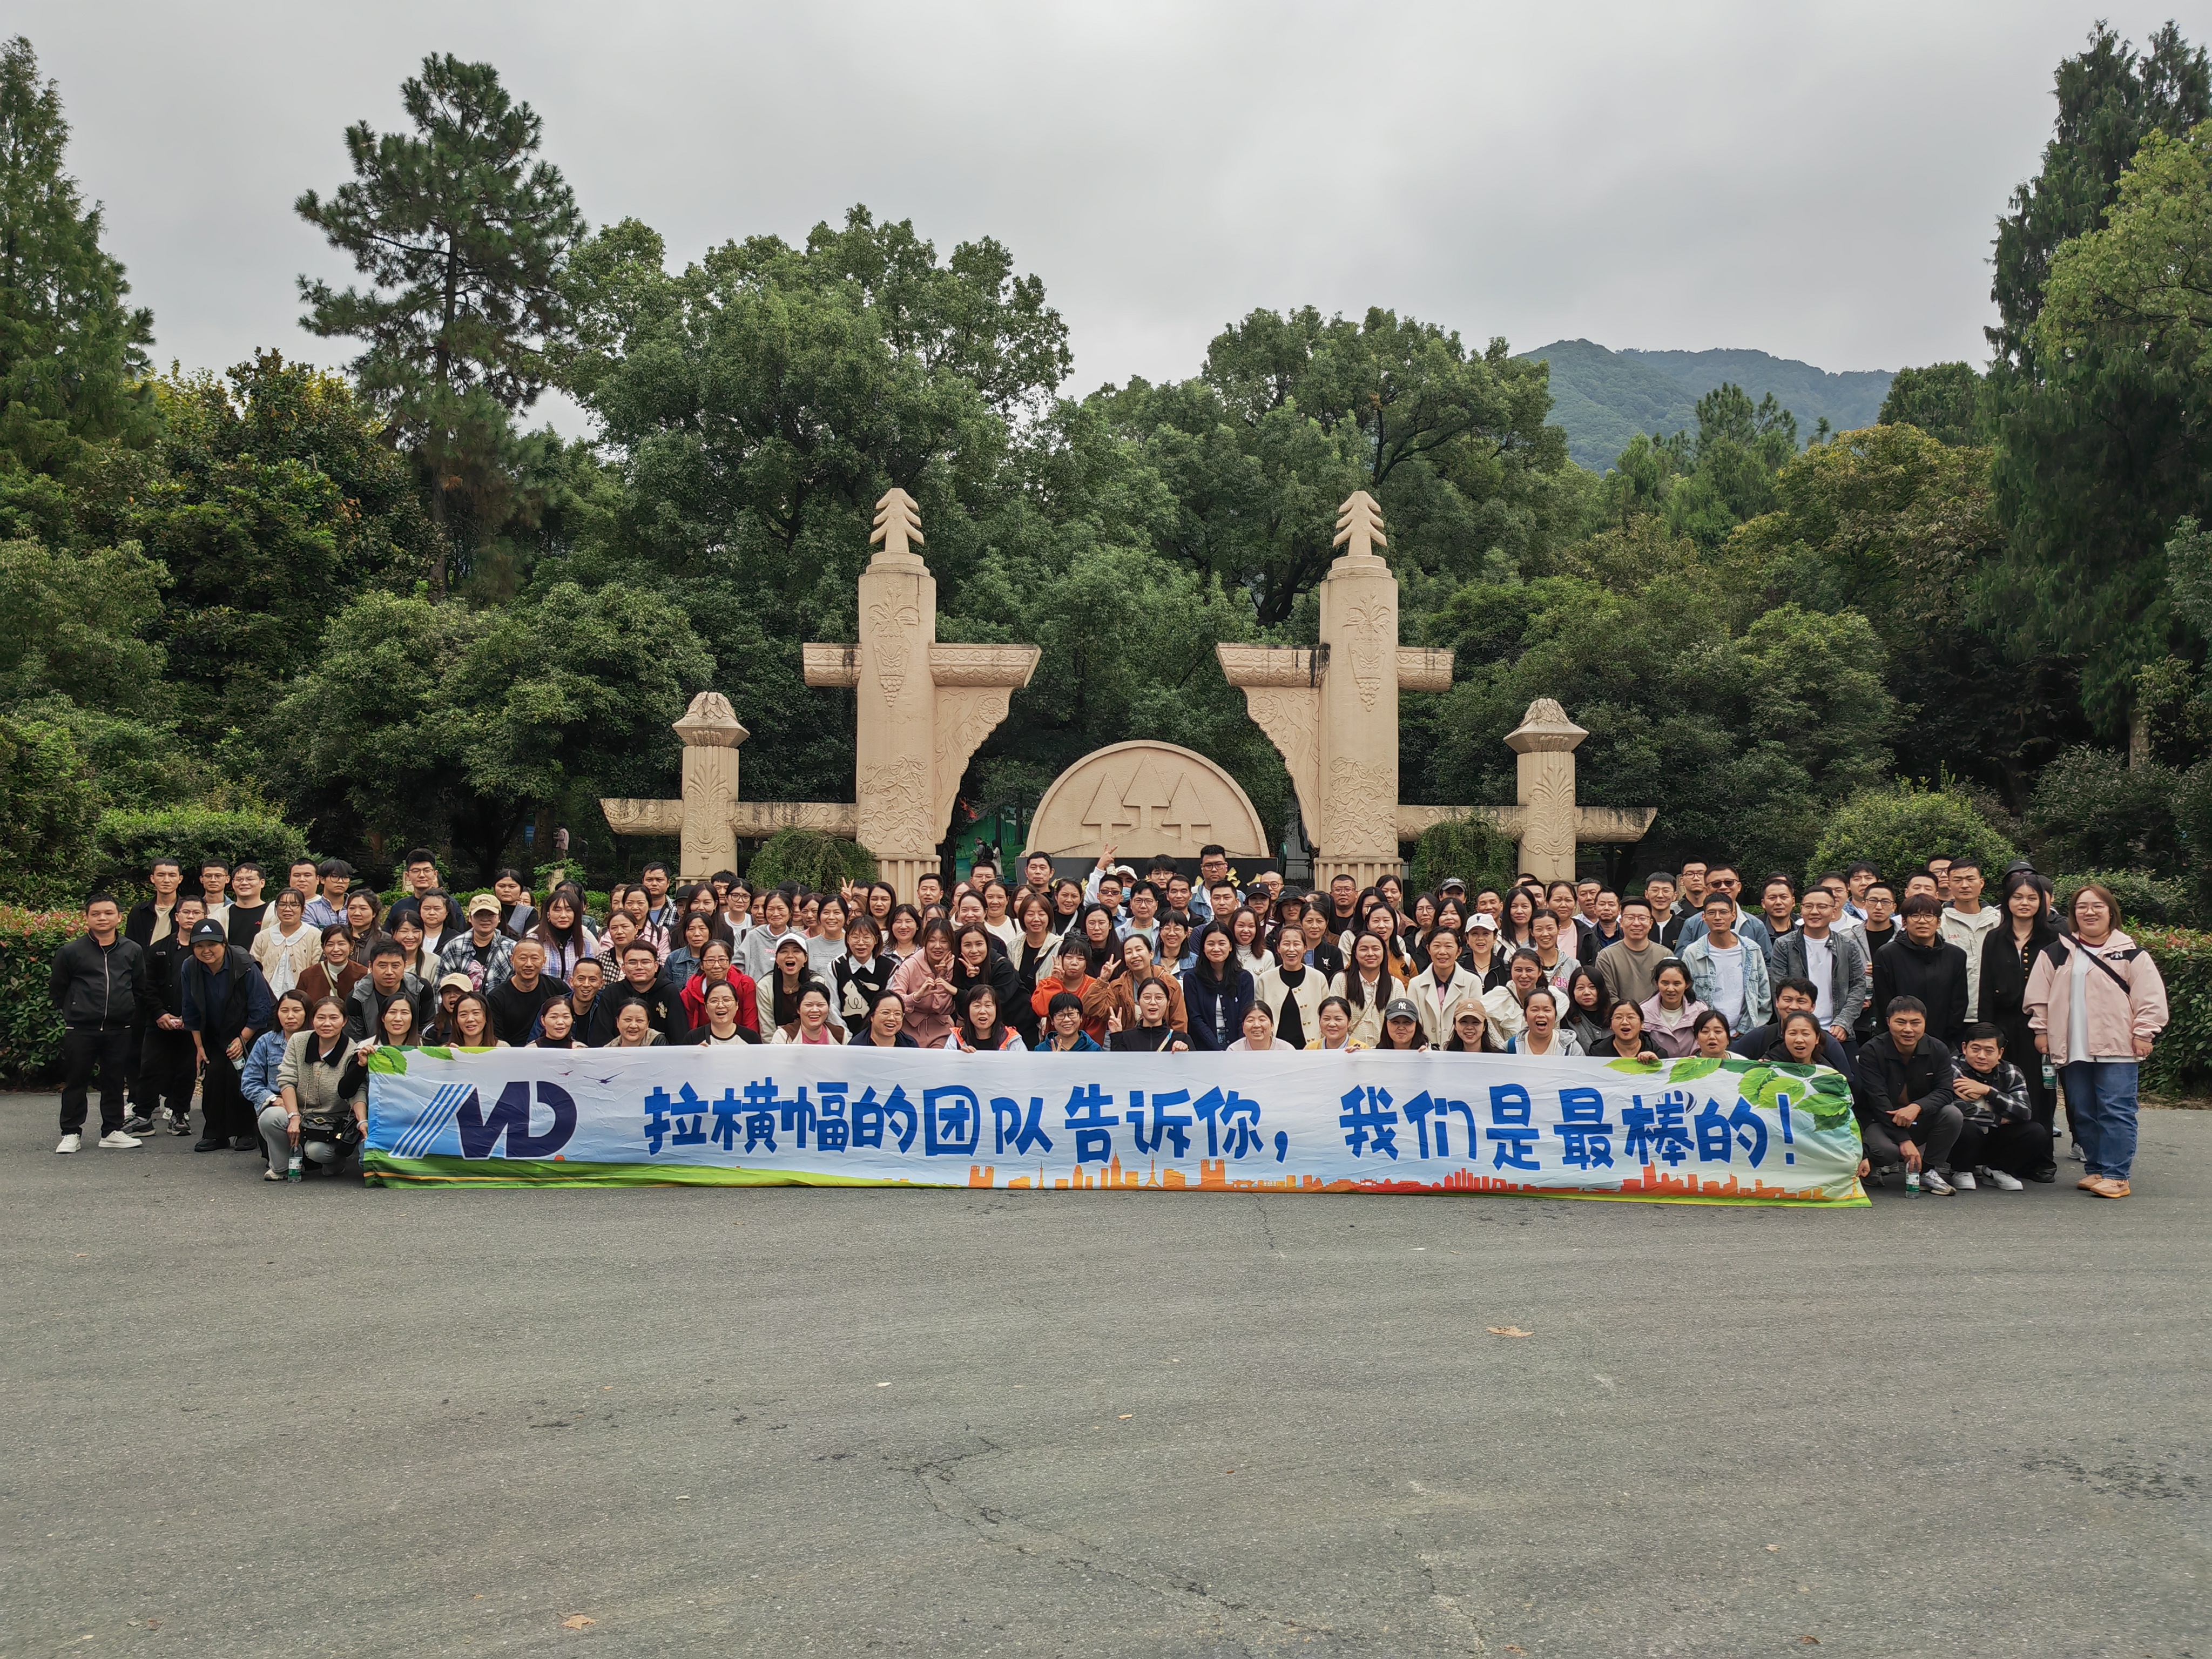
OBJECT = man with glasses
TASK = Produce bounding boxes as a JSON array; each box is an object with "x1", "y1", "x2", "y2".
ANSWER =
[{"x1": 1674, "y1": 864, "x2": 1775, "y2": 966}]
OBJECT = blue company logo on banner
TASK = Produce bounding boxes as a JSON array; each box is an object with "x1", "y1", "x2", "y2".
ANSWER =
[
  {"x1": 365, "y1": 1047, "x2": 1867, "y2": 1204},
  {"x1": 384, "y1": 1076, "x2": 579, "y2": 1161}
]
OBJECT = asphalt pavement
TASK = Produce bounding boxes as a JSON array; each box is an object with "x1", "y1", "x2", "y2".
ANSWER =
[{"x1": 4, "y1": 1090, "x2": 2206, "y2": 1657}]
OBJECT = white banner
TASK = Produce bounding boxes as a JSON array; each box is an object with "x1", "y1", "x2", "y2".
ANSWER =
[{"x1": 364, "y1": 1045, "x2": 1866, "y2": 1205}]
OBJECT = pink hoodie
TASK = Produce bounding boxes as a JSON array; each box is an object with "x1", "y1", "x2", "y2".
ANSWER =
[{"x1": 2023, "y1": 929, "x2": 2169, "y2": 1065}]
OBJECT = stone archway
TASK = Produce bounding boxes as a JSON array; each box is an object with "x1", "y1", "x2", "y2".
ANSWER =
[{"x1": 1024, "y1": 741, "x2": 1271, "y2": 861}]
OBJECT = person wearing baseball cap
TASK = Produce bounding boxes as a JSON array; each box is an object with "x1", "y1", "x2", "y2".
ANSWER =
[
  {"x1": 436, "y1": 893, "x2": 516, "y2": 995},
  {"x1": 1464, "y1": 911, "x2": 1507, "y2": 990},
  {"x1": 177, "y1": 915, "x2": 275, "y2": 1153},
  {"x1": 1376, "y1": 996, "x2": 1428, "y2": 1050}
]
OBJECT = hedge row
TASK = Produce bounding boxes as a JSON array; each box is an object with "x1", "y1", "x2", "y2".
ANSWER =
[
  {"x1": 0, "y1": 906, "x2": 76, "y2": 1083},
  {"x1": 2135, "y1": 928, "x2": 2212, "y2": 1097}
]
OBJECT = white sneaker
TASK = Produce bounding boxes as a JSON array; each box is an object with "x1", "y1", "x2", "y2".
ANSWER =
[
  {"x1": 96, "y1": 1130, "x2": 141, "y2": 1149},
  {"x1": 1985, "y1": 1169, "x2": 2024, "y2": 1192},
  {"x1": 55, "y1": 1132, "x2": 82, "y2": 1154},
  {"x1": 1951, "y1": 1169, "x2": 1977, "y2": 1191},
  {"x1": 1921, "y1": 1169, "x2": 1955, "y2": 1196}
]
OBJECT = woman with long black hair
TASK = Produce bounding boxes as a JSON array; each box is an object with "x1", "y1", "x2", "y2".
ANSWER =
[{"x1": 1981, "y1": 871, "x2": 2060, "y2": 1161}]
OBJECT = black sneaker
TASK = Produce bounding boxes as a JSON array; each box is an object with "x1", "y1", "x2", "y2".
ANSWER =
[
  {"x1": 168, "y1": 1111, "x2": 193, "y2": 1136},
  {"x1": 192, "y1": 1136, "x2": 227, "y2": 1152},
  {"x1": 230, "y1": 1135, "x2": 259, "y2": 1152},
  {"x1": 122, "y1": 1115, "x2": 154, "y2": 1135},
  {"x1": 2025, "y1": 1163, "x2": 2058, "y2": 1184}
]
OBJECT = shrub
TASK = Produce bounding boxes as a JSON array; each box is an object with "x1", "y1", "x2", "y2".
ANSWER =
[
  {"x1": 0, "y1": 905, "x2": 77, "y2": 1082},
  {"x1": 745, "y1": 830, "x2": 880, "y2": 893},
  {"x1": 0, "y1": 717, "x2": 98, "y2": 907},
  {"x1": 1806, "y1": 780, "x2": 2017, "y2": 886},
  {"x1": 2052, "y1": 870, "x2": 2201, "y2": 931},
  {"x1": 93, "y1": 806, "x2": 309, "y2": 900},
  {"x1": 1408, "y1": 813, "x2": 1520, "y2": 897},
  {"x1": 2028, "y1": 746, "x2": 2184, "y2": 875},
  {"x1": 2137, "y1": 928, "x2": 2212, "y2": 1096}
]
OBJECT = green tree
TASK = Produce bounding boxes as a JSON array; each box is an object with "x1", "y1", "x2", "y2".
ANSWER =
[
  {"x1": 274, "y1": 582, "x2": 711, "y2": 879},
  {"x1": 0, "y1": 37, "x2": 154, "y2": 476},
  {"x1": 0, "y1": 712, "x2": 96, "y2": 905},
  {"x1": 0, "y1": 536, "x2": 166, "y2": 712},
  {"x1": 1807, "y1": 781, "x2": 2018, "y2": 886},
  {"x1": 1988, "y1": 21, "x2": 2209, "y2": 369},
  {"x1": 1094, "y1": 306, "x2": 1576, "y2": 624},
  {"x1": 1414, "y1": 570, "x2": 1891, "y2": 885},
  {"x1": 1727, "y1": 422, "x2": 2090, "y2": 805},
  {"x1": 559, "y1": 207, "x2": 1076, "y2": 809},
  {"x1": 1661, "y1": 384, "x2": 1799, "y2": 550},
  {"x1": 97, "y1": 355, "x2": 436, "y2": 745},
  {"x1": 296, "y1": 54, "x2": 585, "y2": 595},
  {"x1": 1877, "y1": 363, "x2": 1986, "y2": 446}
]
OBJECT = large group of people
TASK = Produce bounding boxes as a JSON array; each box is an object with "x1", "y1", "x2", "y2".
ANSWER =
[{"x1": 46, "y1": 841, "x2": 2169, "y2": 1197}]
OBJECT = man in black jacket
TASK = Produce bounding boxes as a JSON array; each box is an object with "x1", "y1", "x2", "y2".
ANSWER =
[
  {"x1": 48, "y1": 894, "x2": 151, "y2": 1152},
  {"x1": 178, "y1": 919, "x2": 275, "y2": 1153},
  {"x1": 1856, "y1": 995, "x2": 1965, "y2": 1193},
  {"x1": 122, "y1": 857, "x2": 184, "y2": 1119},
  {"x1": 345, "y1": 939, "x2": 432, "y2": 1042},
  {"x1": 608, "y1": 940, "x2": 692, "y2": 1043},
  {"x1": 1872, "y1": 894, "x2": 1969, "y2": 1044}
]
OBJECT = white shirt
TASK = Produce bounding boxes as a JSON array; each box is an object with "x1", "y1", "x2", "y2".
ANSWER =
[
  {"x1": 1804, "y1": 934, "x2": 1834, "y2": 1024},
  {"x1": 1706, "y1": 941, "x2": 1746, "y2": 1029}
]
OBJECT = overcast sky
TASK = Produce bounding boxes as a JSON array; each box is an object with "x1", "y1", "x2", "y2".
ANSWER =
[{"x1": 20, "y1": 2, "x2": 2176, "y2": 435}]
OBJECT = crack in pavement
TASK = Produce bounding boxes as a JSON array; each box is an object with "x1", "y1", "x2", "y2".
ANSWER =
[{"x1": 901, "y1": 1438, "x2": 1360, "y2": 1654}]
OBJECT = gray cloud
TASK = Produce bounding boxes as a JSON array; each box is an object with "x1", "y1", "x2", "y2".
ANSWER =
[{"x1": 22, "y1": 1, "x2": 2162, "y2": 435}]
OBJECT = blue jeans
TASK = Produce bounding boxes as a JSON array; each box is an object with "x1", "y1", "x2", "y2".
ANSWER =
[{"x1": 2060, "y1": 1061, "x2": 2140, "y2": 1179}]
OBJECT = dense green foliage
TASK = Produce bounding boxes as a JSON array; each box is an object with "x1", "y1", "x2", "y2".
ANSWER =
[
  {"x1": 1805, "y1": 781, "x2": 2019, "y2": 888},
  {"x1": 0, "y1": 29, "x2": 2206, "y2": 926},
  {"x1": 0, "y1": 904, "x2": 75, "y2": 1079},
  {"x1": 1406, "y1": 815, "x2": 1519, "y2": 897},
  {"x1": 744, "y1": 830, "x2": 880, "y2": 893},
  {"x1": 91, "y1": 807, "x2": 307, "y2": 896}
]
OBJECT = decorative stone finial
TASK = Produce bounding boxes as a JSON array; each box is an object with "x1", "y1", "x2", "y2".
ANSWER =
[
  {"x1": 1504, "y1": 697, "x2": 1588, "y2": 755},
  {"x1": 868, "y1": 487, "x2": 926, "y2": 567},
  {"x1": 671, "y1": 691, "x2": 748, "y2": 750},
  {"x1": 1332, "y1": 490, "x2": 1387, "y2": 562}
]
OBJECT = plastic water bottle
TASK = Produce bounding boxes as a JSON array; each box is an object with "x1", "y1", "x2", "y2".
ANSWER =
[
  {"x1": 2041, "y1": 1057, "x2": 2056, "y2": 1089},
  {"x1": 286, "y1": 1152, "x2": 302, "y2": 1182},
  {"x1": 1904, "y1": 1168, "x2": 1921, "y2": 1197}
]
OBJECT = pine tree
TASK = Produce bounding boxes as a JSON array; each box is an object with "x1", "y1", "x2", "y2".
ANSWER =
[
  {"x1": 0, "y1": 36, "x2": 155, "y2": 475},
  {"x1": 296, "y1": 54, "x2": 584, "y2": 595}
]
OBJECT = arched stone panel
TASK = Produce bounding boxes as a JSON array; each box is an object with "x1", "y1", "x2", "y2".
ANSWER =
[{"x1": 1024, "y1": 741, "x2": 1270, "y2": 860}]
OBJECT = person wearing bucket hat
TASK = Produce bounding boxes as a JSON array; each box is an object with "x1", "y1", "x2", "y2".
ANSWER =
[{"x1": 436, "y1": 893, "x2": 515, "y2": 995}]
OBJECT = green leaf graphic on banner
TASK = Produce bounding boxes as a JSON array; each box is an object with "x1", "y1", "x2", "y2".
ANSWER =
[
  {"x1": 1770, "y1": 1061, "x2": 1818, "y2": 1079},
  {"x1": 1607, "y1": 1057, "x2": 1663, "y2": 1075},
  {"x1": 1735, "y1": 1066, "x2": 1774, "y2": 1102},
  {"x1": 1719, "y1": 1057, "x2": 1754, "y2": 1073},
  {"x1": 1669, "y1": 1057, "x2": 1724, "y2": 1085},
  {"x1": 365, "y1": 1047, "x2": 409, "y2": 1075},
  {"x1": 1809, "y1": 1071, "x2": 1850, "y2": 1098},
  {"x1": 419, "y1": 1046, "x2": 455, "y2": 1060}
]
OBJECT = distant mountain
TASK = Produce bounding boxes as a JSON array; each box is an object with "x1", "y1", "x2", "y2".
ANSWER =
[{"x1": 1517, "y1": 340, "x2": 1894, "y2": 472}]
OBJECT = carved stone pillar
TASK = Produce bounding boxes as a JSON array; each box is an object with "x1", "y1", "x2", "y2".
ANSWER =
[
  {"x1": 672, "y1": 693, "x2": 747, "y2": 881},
  {"x1": 1504, "y1": 698, "x2": 1586, "y2": 885}
]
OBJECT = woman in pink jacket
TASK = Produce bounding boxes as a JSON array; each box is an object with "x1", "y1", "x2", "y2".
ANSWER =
[
  {"x1": 886, "y1": 918, "x2": 961, "y2": 1050},
  {"x1": 2024, "y1": 883, "x2": 2169, "y2": 1199}
]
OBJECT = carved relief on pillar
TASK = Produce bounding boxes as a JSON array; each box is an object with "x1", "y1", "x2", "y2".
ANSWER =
[
  {"x1": 858, "y1": 754, "x2": 934, "y2": 859},
  {"x1": 1338, "y1": 594, "x2": 1395, "y2": 713},
  {"x1": 1324, "y1": 756, "x2": 1399, "y2": 856},
  {"x1": 1235, "y1": 686, "x2": 1321, "y2": 822},
  {"x1": 1518, "y1": 757, "x2": 1579, "y2": 881},
  {"x1": 932, "y1": 683, "x2": 1020, "y2": 833},
  {"x1": 678, "y1": 748, "x2": 740, "y2": 879},
  {"x1": 864, "y1": 596, "x2": 925, "y2": 709}
]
